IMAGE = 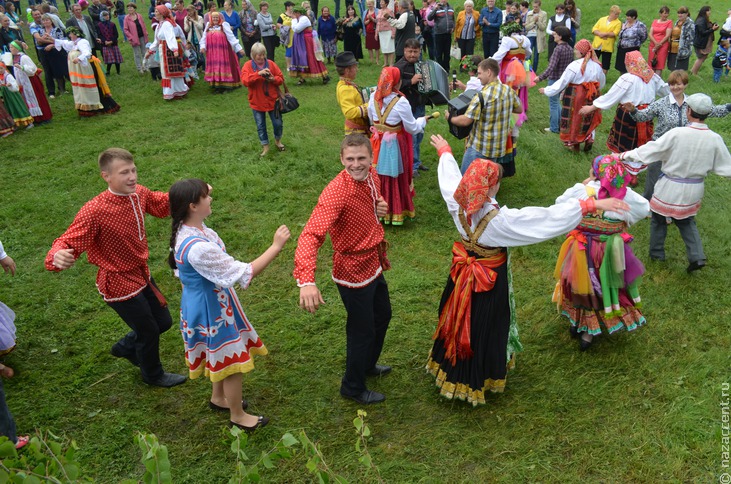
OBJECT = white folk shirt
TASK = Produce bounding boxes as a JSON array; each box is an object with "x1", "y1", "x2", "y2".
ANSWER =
[
  {"x1": 555, "y1": 181, "x2": 649, "y2": 225},
  {"x1": 543, "y1": 58, "x2": 606, "y2": 97},
  {"x1": 592, "y1": 72, "x2": 668, "y2": 109},
  {"x1": 621, "y1": 122, "x2": 731, "y2": 219},
  {"x1": 438, "y1": 151, "x2": 586, "y2": 248}
]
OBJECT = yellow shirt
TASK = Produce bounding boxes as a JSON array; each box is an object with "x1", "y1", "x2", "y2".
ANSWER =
[
  {"x1": 279, "y1": 13, "x2": 293, "y2": 48},
  {"x1": 591, "y1": 16, "x2": 622, "y2": 52},
  {"x1": 336, "y1": 78, "x2": 369, "y2": 135}
]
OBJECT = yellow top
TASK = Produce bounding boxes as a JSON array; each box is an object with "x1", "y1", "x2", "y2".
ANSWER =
[
  {"x1": 591, "y1": 16, "x2": 622, "y2": 52},
  {"x1": 336, "y1": 79, "x2": 369, "y2": 134},
  {"x1": 280, "y1": 13, "x2": 293, "y2": 48}
]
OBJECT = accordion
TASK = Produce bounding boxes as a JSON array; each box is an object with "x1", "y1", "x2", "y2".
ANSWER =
[
  {"x1": 415, "y1": 60, "x2": 450, "y2": 105},
  {"x1": 447, "y1": 89, "x2": 479, "y2": 140}
]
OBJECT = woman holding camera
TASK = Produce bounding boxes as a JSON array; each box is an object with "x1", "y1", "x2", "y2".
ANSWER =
[
  {"x1": 690, "y1": 6, "x2": 718, "y2": 76},
  {"x1": 241, "y1": 42, "x2": 286, "y2": 156}
]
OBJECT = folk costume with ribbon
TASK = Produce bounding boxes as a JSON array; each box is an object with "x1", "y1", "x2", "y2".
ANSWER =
[
  {"x1": 553, "y1": 154, "x2": 649, "y2": 337},
  {"x1": 428, "y1": 145, "x2": 597, "y2": 406}
]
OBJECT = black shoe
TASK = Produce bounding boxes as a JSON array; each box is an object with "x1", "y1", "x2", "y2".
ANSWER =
[
  {"x1": 417, "y1": 164, "x2": 429, "y2": 171},
  {"x1": 230, "y1": 415, "x2": 269, "y2": 432},
  {"x1": 143, "y1": 372, "x2": 187, "y2": 388},
  {"x1": 687, "y1": 260, "x2": 706, "y2": 273},
  {"x1": 569, "y1": 325, "x2": 579, "y2": 339},
  {"x1": 341, "y1": 389, "x2": 386, "y2": 404},
  {"x1": 579, "y1": 335, "x2": 593, "y2": 352},
  {"x1": 650, "y1": 256, "x2": 665, "y2": 262},
  {"x1": 323, "y1": 76, "x2": 330, "y2": 85},
  {"x1": 366, "y1": 364, "x2": 392, "y2": 377},
  {"x1": 209, "y1": 399, "x2": 249, "y2": 412},
  {"x1": 110, "y1": 344, "x2": 139, "y2": 367}
]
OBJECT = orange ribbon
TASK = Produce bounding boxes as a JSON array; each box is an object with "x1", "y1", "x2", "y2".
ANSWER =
[{"x1": 433, "y1": 241, "x2": 506, "y2": 365}]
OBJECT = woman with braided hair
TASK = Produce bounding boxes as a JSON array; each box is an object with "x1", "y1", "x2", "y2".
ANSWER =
[
  {"x1": 552, "y1": 153, "x2": 649, "y2": 351},
  {"x1": 168, "y1": 179, "x2": 289, "y2": 431},
  {"x1": 53, "y1": 26, "x2": 120, "y2": 116},
  {"x1": 426, "y1": 135, "x2": 631, "y2": 404}
]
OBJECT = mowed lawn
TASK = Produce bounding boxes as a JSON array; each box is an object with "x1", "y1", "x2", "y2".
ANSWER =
[{"x1": 1, "y1": 0, "x2": 730, "y2": 481}]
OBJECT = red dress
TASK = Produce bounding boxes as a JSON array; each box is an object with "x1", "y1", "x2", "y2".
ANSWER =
[
  {"x1": 364, "y1": 11, "x2": 380, "y2": 50},
  {"x1": 648, "y1": 19, "x2": 673, "y2": 70}
]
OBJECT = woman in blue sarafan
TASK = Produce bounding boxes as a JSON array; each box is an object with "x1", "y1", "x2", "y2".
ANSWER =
[{"x1": 169, "y1": 179, "x2": 290, "y2": 432}]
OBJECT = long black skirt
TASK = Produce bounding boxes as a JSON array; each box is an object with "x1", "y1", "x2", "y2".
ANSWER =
[{"x1": 426, "y1": 254, "x2": 520, "y2": 406}]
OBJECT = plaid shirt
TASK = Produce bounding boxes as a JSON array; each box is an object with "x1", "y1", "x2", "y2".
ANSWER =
[
  {"x1": 465, "y1": 81, "x2": 521, "y2": 158},
  {"x1": 538, "y1": 42, "x2": 572, "y2": 81}
]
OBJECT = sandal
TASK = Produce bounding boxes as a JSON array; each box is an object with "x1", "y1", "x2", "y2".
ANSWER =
[
  {"x1": 15, "y1": 435, "x2": 29, "y2": 450},
  {"x1": 275, "y1": 143, "x2": 286, "y2": 152}
]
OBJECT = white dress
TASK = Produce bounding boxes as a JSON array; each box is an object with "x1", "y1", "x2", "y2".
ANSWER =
[
  {"x1": 12, "y1": 54, "x2": 41, "y2": 117},
  {"x1": 148, "y1": 21, "x2": 190, "y2": 100}
]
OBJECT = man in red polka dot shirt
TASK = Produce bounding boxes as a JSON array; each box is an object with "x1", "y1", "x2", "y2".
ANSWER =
[
  {"x1": 45, "y1": 148, "x2": 186, "y2": 388},
  {"x1": 294, "y1": 134, "x2": 393, "y2": 405}
]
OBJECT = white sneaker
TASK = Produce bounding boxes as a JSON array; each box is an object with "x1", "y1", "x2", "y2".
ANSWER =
[
  {"x1": 49, "y1": 94, "x2": 55, "y2": 99},
  {"x1": 544, "y1": 127, "x2": 554, "y2": 133}
]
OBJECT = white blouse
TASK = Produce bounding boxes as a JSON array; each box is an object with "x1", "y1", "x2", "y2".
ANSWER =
[
  {"x1": 291, "y1": 15, "x2": 312, "y2": 33},
  {"x1": 367, "y1": 93, "x2": 427, "y2": 135},
  {"x1": 592, "y1": 72, "x2": 669, "y2": 110},
  {"x1": 54, "y1": 38, "x2": 92, "y2": 65},
  {"x1": 438, "y1": 151, "x2": 585, "y2": 248},
  {"x1": 0, "y1": 73, "x2": 19, "y2": 92},
  {"x1": 199, "y1": 21, "x2": 243, "y2": 53},
  {"x1": 543, "y1": 58, "x2": 606, "y2": 97},
  {"x1": 555, "y1": 181, "x2": 649, "y2": 225},
  {"x1": 491, "y1": 34, "x2": 532, "y2": 64},
  {"x1": 175, "y1": 224, "x2": 253, "y2": 289},
  {"x1": 149, "y1": 21, "x2": 179, "y2": 53}
]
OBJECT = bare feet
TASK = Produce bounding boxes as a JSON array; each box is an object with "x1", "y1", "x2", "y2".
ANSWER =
[{"x1": 260, "y1": 145, "x2": 270, "y2": 157}]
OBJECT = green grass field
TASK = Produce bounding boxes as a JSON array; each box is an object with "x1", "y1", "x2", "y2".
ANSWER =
[{"x1": 1, "y1": 0, "x2": 730, "y2": 481}]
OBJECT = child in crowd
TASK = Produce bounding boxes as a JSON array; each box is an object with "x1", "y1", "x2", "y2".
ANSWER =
[
  {"x1": 455, "y1": 54, "x2": 483, "y2": 91},
  {"x1": 144, "y1": 42, "x2": 162, "y2": 81},
  {"x1": 185, "y1": 42, "x2": 199, "y2": 84},
  {"x1": 712, "y1": 37, "x2": 730, "y2": 82},
  {"x1": 169, "y1": 179, "x2": 290, "y2": 431}
]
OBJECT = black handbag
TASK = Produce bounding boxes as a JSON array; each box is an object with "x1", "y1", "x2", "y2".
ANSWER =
[{"x1": 274, "y1": 81, "x2": 299, "y2": 119}]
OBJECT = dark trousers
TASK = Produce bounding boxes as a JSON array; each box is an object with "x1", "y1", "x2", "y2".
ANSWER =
[
  {"x1": 434, "y1": 32, "x2": 452, "y2": 73},
  {"x1": 423, "y1": 30, "x2": 436, "y2": 60},
  {"x1": 337, "y1": 274, "x2": 391, "y2": 396},
  {"x1": 457, "y1": 37, "x2": 475, "y2": 56},
  {"x1": 482, "y1": 31, "x2": 499, "y2": 58},
  {"x1": 107, "y1": 279, "x2": 172, "y2": 381},
  {"x1": 650, "y1": 211, "x2": 706, "y2": 263},
  {"x1": 262, "y1": 35, "x2": 278, "y2": 60},
  {"x1": 0, "y1": 379, "x2": 17, "y2": 444}
]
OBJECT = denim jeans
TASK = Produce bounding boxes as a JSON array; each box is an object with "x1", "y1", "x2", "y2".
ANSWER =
[
  {"x1": 547, "y1": 78, "x2": 560, "y2": 133},
  {"x1": 528, "y1": 35, "x2": 539, "y2": 71},
  {"x1": 713, "y1": 67, "x2": 722, "y2": 83},
  {"x1": 412, "y1": 104, "x2": 425, "y2": 172},
  {"x1": 252, "y1": 109, "x2": 283, "y2": 145},
  {"x1": 461, "y1": 146, "x2": 485, "y2": 174},
  {"x1": 118, "y1": 15, "x2": 127, "y2": 41}
]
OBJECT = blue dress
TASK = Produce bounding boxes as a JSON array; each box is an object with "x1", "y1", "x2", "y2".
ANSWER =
[{"x1": 174, "y1": 225, "x2": 267, "y2": 382}]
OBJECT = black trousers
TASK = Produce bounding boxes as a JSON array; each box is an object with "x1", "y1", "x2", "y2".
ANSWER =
[
  {"x1": 482, "y1": 32, "x2": 499, "y2": 58},
  {"x1": 107, "y1": 279, "x2": 172, "y2": 381},
  {"x1": 337, "y1": 275, "x2": 391, "y2": 396},
  {"x1": 434, "y1": 32, "x2": 452, "y2": 73},
  {"x1": 457, "y1": 37, "x2": 475, "y2": 57},
  {"x1": 262, "y1": 35, "x2": 278, "y2": 60}
]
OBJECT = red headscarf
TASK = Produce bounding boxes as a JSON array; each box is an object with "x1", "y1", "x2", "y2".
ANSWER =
[
  {"x1": 453, "y1": 159, "x2": 501, "y2": 224},
  {"x1": 592, "y1": 154, "x2": 633, "y2": 200},
  {"x1": 625, "y1": 51, "x2": 654, "y2": 83},
  {"x1": 156, "y1": 5, "x2": 176, "y2": 26},
  {"x1": 373, "y1": 66, "x2": 402, "y2": 110},
  {"x1": 575, "y1": 38, "x2": 600, "y2": 74}
]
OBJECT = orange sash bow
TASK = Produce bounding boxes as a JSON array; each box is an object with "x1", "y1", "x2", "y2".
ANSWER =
[{"x1": 433, "y1": 241, "x2": 506, "y2": 365}]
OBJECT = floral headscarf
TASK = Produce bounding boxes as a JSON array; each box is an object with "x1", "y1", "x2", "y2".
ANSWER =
[
  {"x1": 592, "y1": 154, "x2": 631, "y2": 200},
  {"x1": 575, "y1": 38, "x2": 599, "y2": 74},
  {"x1": 453, "y1": 159, "x2": 501, "y2": 224},
  {"x1": 625, "y1": 51, "x2": 653, "y2": 83},
  {"x1": 373, "y1": 66, "x2": 402, "y2": 110}
]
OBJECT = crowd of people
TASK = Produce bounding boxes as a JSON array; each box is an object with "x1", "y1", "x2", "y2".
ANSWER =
[{"x1": 1, "y1": 0, "x2": 731, "y2": 456}]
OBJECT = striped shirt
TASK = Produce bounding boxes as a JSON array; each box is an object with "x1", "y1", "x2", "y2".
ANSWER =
[{"x1": 465, "y1": 81, "x2": 521, "y2": 158}]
